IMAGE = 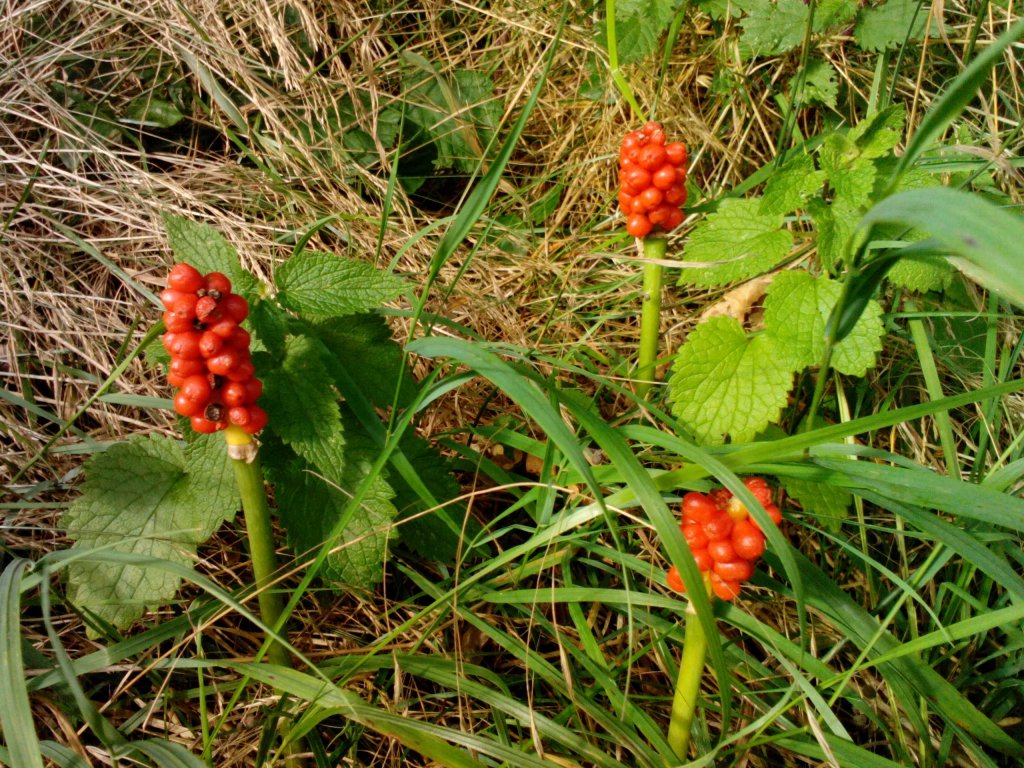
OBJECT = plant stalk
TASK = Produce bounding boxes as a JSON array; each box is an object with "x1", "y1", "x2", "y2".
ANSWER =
[
  {"x1": 224, "y1": 425, "x2": 304, "y2": 767},
  {"x1": 636, "y1": 237, "x2": 666, "y2": 399},
  {"x1": 667, "y1": 589, "x2": 711, "y2": 759}
]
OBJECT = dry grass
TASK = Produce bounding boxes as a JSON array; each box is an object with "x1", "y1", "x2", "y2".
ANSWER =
[{"x1": 2, "y1": 0, "x2": 1022, "y2": 765}]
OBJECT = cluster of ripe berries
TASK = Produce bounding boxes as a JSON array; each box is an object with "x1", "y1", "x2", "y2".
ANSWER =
[
  {"x1": 618, "y1": 121, "x2": 688, "y2": 238},
  {"x1": 666, "y1": 477, "x2": 782, "y2": 602},
  {"x1": 160, "y1": 263, "x2": 267, "y2": 435}
]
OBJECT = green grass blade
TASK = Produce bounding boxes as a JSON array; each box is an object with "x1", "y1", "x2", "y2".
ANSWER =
[{"x1": 0, "y1": 559, "x2": 44, "y2": 768}]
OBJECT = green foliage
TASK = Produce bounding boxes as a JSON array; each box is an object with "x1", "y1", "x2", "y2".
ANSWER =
[
  {"x1": 275, "y1": 250, "x2": 405, "y2": 321},
  {"x1": 669, "y1": 317, "x2": 793, "y2": 444},
  {"x1": 798, "y1": 59, "x2": 839, "y2": 109},
  {"x1": 782, "y1": 475, "x2": 853, "y2": 532},
  {"x1": 62, "y1": 435, "x2": 236, "y2": 630},
  {"x1": 677, "y1": 198, "x2": 793, "y2": 287},
  {"x1": 606, "y1": 0, "x2": 684, "y2": 64},
  {"x1": 854, "y1": 0, "x2": 934, "y2": 52},
  {"x1": 740, "y1": 0, "x2": 808, "y2": 56},
  {"x1": 763, "y1": 271, "x2": 884, "y2": 375},
  {"x1": 62, "y1": 217, "x2": 465, "y2": 628}
]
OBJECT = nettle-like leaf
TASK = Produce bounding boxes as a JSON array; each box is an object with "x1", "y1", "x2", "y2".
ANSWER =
[
  {"x1": 740, "y1": 0, "x2": 808, "y2": 56},
  {"x1": 162, "y1": 215, "x2": 259, "y2": 297},
  {"x1": 849, "y1": 104, "x2": 905, "y2": 159},
  {"x1": 760, "y1": 153, "x2": 826, "y2": 216},
  {"x1": 275, "y1": 250, "x2": 404, "y2": 321},
  {"x1": 886, "y1": 255, "x2": 954, "y2": 293},
  {"x1": 819, "y1": 134, "x2": 877, "y2": 209},
  {"x1": 799, "y1": 59, "x2": 839, "y2": 109},
  {"x1": 764, "y1": 270, "x2": 884, "y2": 375},
  {"x1": 403, "y1": 66, "x2": 502, "y2": 172},
  {"x1": 63, "y1": 435, "x2": 237, "y2": 630},
  {"x1": 678, "y1": 198, "x2": 793, "y2": 287},
  {"x1": 669, "y1": 316, "x2": 794, "y2": 445},
  {"x1": 813, "y1": 0, "x2": 858, "y2": 31},
  {"x1": 260, "y1": 334, "x2": 349, "y2": 487},
  {"x1": 270, "y1": 408, "x2": 397, "y2": 589},
  {"x1": 783, "y1": 475, "x2": 853, "y2": 533},
  {"x1": 694, "y1": 0, "x2": 755, "y2": 21},
  {"x1": 855, "y1": 0, "x2": 935, "y2": 52},
  {"x1": 607, "y1": 0, "x2": 683, "y2": 63},
  {"x1": 809, "y1": 199, "x2": 860, "y2": 273}
]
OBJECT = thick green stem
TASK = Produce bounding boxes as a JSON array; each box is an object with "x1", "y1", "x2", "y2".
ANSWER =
[
  {"x1": 667, "y1": 596, "x2": 710, "y2": 759},
  {"x1": 225, "y1": 426, "x2": 304, "y2": 766},
  {"x1": 636, "y1": 237, "x2": 666, "y2": 399}
]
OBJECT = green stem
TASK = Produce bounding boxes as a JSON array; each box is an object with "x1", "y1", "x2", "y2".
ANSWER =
[
  {"x1": 636, "y1": 237, "x2": 666, "y2": 399},
  {"x1": 605, "y1": 0, "x2": 644, "y2": 118},
  {"x1": 225, "y1": 426, "x2": 305, "y2": 766},
  {"x1": 667, "y1": 595, "x2": 710, "y2": 759}
]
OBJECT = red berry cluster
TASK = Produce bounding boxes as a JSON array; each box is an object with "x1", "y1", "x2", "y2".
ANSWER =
[
  {"x1": 618, "y1": 121, "x2": 688, "y2": 238},
  {"x1": 160, "y1": 263, "x2": 267, "y2": 435},
  {"x1": 666, "y1": 478, "x2": 782, "y2": 602}
]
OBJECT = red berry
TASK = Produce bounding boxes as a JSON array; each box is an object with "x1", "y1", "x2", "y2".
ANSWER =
[
  {"x1": 664, "y1": 184, "x2": 687, "y2": 206},
  {"x1": 652, "y1": 165, "x2": 677, "y2": 190},
  {"x1": 195, "y1": 295, "x2": 219, "y2": 321},
  {"x1": 174, "y1": 390, "x2": 206, "y2": 417},
  {"x1": 618, "y1": 191, "x2": 634, "y2": 213},
  {"x1": 710, "y1": 572, "x2": 742, "y2": 601},
  {"x1": 627, "y1": 214, "x2": 653, "y2": 238},
  {"x1": 665, "y1": 142, "x2": 687, "y2": 166},
  {"x1": 731, "y1": 519, "x2": 766, "y2": 561},
  {"x1": 666, "y1": 565, "x2": 686, "y2": 594},
  {"x1": 204, "y1": 272, "x2": 231, "y2": 296},
  {"x1": 228, "y1": 406, "x2": 251, "y2": 426},
  {"x1": 162, "y1": 331, "x2": 202, "y2": 359},
  {"x1": 681, "y1": 522, "x2": 709, "y2": 551},
  {"x1": 207, "y1": 317, "x2": 238, "y2": 338},
  {"x1": 692, "y1": 548, "x2": 713, "y2": 573},
  {"x1": 241, "y1": 405, "x2": 268, "y2": 434},
  {"x1": 162, "y1": 311, "x2": 194, "y2": 333},
  {"x1": 703, "y1": 511, "x2": 734, "y2": 541},
  {"x1": 639, "y1": 187, "x2": 663, "y2": 210},
  {"x1": 225, "y1": 359, "x2": 255, "y2": 382},
  {"x1": 681, "y1": 492, "x2": 717, "y2": 524},
  {"x1": 160, "y1": 288, "x2": 196, "y2": 312},
  {"x1": 622, "y1": 167, "x2": 651, "y2": 195},
  {"x1": 198, "y1": 331, "x2": 224, "y2": 358},
  {"x1": 179, "y1": 374, "x2": 212, "y2": 404},
  {"x1": 168, "y1": 263, "x2": 204, "y2": 293},
  {"x1": 190, "y1": 414, "x2": 223, "y2": 434},
  {"x1": 665, "y1": 207, "x2": 685, "y2": 230},
  {"x1": 637, "y1": 144, "x2": 666, "y2": 170},
  {"x1": 744, "y1": 477, "x2": 773, "y2": 507},
  {"x1": 630, "y1": 196, "x2": 647, "y2": 215},
  {"x1": 708, "y1": 538, "x2": 737, "y2": 563},
  {"x1": 220, "y1": 293, "x2": 249, "y2": 323},
  {"x1": 714, "y1": 558, "x2": 754, "y2": 582},
  {"x1": 206, "y1": 350, "x2": 241, "y2": 377},
  {"x1": 169, "y1": 357, "x2": 205, "y2": 378},
  {"x1": 222, "y1": 381, "x2": 249, "y2": 407}
]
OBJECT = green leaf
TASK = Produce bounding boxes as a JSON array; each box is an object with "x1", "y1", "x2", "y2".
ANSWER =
[
  {"x1": 849, "y1": 104, "x2": 905, "y2": 159},
  {"x1": 161, "y1": 215, "x2": 259, "y2": 297},
  {"x1": 271, "y1": 409, "x2": 397, "y2": 589},
  {"x1": 740, "y1": 0, "x2": 808, "y2": 55},
  {"x1": 859, "y1": 187, "x2": 1024, "y2": 309},
  {"x1": 760, "y1": 153, "x2": 826, "y2": 215},
  {"x1": 764, "y1": 271, "x2": 884, "y2": 375},
  {"x1": 677, "y1": 198, "x2": 793, "y2": 287},
  {"x1": 275, "y1": 250, "x2": 404, "y2": 321},
  {"x1": 782, "y1": 475, "x2": 852, "y2": 532},
  {"x1": 260, "y1": 334, "x2": 345, "y2": 483},
  {"x1": 403, "y1": 63, "x2": 502, "y2": 172},
  {"x1": 311, "y1": 314, "x2": 417, "y2": 410},
  {"x1": 694, "y1": 0, "x2": 753, "y2": 20},
  {"x1": 885, "y1": 254, "x2": 953, "y2": 293},
  {"x1": 799, "y1": 59, "x2": 839, "y2": 109},
  {"x1": 247, "y1": 298, "x2": 290, "y2": 360},
  {"x1": 813, "y1": 0, "x2": 858, "y2": 31},
  {"x1": 668, "y1": 316, "x2": 794, "y2": 444},
  {"x1": 820, "y1": 134, "x2": 877, "y2": 208},
  {"x1": 810, "y1": 198, "x2": 860, "y2": 272},
  {"x1": 855, "y1": 0, "x2": 935, "y2": 52},
  {"x1": 607, "y1": 0, "x2": 682, "y2": 63},
  {"x1": 122, "y1": 97, "x2": 185, "y2": 129},
  {"x1": 62, "y1": 435, "x2": 237, "y2": 629}
]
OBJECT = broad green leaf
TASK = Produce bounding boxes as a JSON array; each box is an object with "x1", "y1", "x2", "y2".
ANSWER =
[
  {"x1": 849, "y1": 104, "x2": 905, "y2": 159},
  {"x1": 403, "y1": 62, "x2": 502, "y2": 172},
  {"x1": 799, "y1": 59, "x2": 839, "y2": 109},
  {"x1": 122, "y1": 97, "x2": 185, "y2": 129},
  {"x1": 855, "y1": 0, "x2": 935, "y2": 52},
  {"x1": 810, "y1": 198, "x2": 860, "y2": 272},
  {"x1": 62, "y1": 435, "x2": 237, "y2": 629},
  {"x1": 694, "y1": 0, "x2": 753, "y2": 20},
  {"x1": 813, "y1": 0, "x2": 858, "y2": 31},
  {"x1": 740, "y1": 0, "x2": 808, "y2": 55},
  {"x1": 312, "y1": 313, "x2": 416, "y2": 410},
  {"x1": 606, "y1": 0, "x2": 682, "y2": 63},
  {"x1": 260, "y1": 334, "x2": 345, "y2": 484},
  {"x1": 162, "y1": 215, "x2": 258, "y2": 297},
  {"x1": 247, "y1": 297, "x2": 289, "y2": 360},
  {"x1": 764, "y1": 270, "x2": 884, "y2": 375},
  {"x1": 885, "y1": 254, "x2": 953, "y2": 293},
  {"x1": 271, "y1": 410, "x2": 397, "y2": 589},
  {"x1": 782, "y1": 475, "x2": 852, "y2": 532},
  {"x1": 819, "y1": 134, "x2": 877, "y2": 208},
  {"x1": 760, "y1": 153, "x2": 826, "y2": 215},
  {"x1": 859, "y1": 187, "x2": 1024, "y2": 309},
  {"x1": 275, "y1": 250, "x2": 404, "y2": 321},
  {"x1": 669, "y1": 316, "x2": 794, "y2": 444},
  {"x1": 677, "y1": 198, "x2": 793, "y2": 287}
]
